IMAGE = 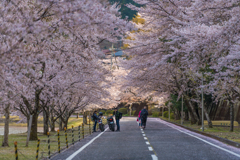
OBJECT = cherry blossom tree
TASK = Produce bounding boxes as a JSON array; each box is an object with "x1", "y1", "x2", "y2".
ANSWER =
[
  {"x1": 0, "y1": 0, "x2": 133, "y2": 141},
  {"x1": 122, "y1": 0, "x2": 240, "y2": 130}
]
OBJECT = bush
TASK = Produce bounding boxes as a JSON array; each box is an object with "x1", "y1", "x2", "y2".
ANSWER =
[
  {"x1": 170, "y1": 113, "x2": 174, "y2": 119},
  {"x1": 148, "y1": 110, "x2": 152, "y2": 115},
  {"x1": 163, "y1": 111, "x2": 175, "y2": 119},
  {"x1": 106, "y1": 110, "x2": 113, "y2": 115},
  {"x1": 99, "y1": 110, "x2": 106, "y2": 115},
  {"x1": 163, "y1": 111, "x2": 169, "y2": 118},
  {"x1": 151, "y1": 108, "x2": 160, "y2": 113},
  {"x1": 158, "y1": 112, "x2": 162, "y2": 116},
  {"x1": 152, "y1": 112, "x2": 159, "y2": 117},
  {"x1": 118, "y1": 108, "x2": 128, "y2": 114},
  {"x1": 132, "y1": 110, "x2": 136, "y2": 115}
]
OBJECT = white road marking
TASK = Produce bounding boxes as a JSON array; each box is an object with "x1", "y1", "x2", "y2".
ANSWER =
[
  {"x1": 66, "y1": 127, "x2": 109, "y2": 160},
  {"x1": 148, "y1": 146, "x2": 153, "y2": 151},
  {"x1": 139, "y1": 125, "x2": 158, "y2": 160},
  {"x1": 151, "y1": 155, "x2": 158, "y2": 160},
  {"x1": 159, "y1": 120, "x2": 240, "y2": 158}
]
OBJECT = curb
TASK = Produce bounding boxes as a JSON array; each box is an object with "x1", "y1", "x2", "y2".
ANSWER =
[{"x1": 160, "y1": 118, "x2": 240, "y2": 148}]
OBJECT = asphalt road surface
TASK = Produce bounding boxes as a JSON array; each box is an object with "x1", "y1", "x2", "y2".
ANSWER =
[{"x1": 52, "y1": 117, "x2": 240, "y2": 160}]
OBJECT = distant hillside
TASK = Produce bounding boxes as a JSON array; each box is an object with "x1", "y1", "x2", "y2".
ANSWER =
[{"x1": 109, "y1": 0, "x2": 141, "y2": 20}]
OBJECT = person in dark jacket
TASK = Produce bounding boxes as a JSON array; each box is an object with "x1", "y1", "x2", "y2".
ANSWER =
[
  {"x1": 92, "y1": 111, "x2": 99, "y2": 132},
  {"x1": 113, "y1": 108, "x2": 121, "y2": 131},
  {"x1": 140, "y1": 106, "x2": 148, "y2": 129}
]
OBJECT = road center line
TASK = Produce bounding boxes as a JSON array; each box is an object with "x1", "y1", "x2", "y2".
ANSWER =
[
  {"x1": 148, "y1": 147, "x2": 153, "y2": 151},
  {"x1": 159, "y1": 120, "x2": 240, "y2": 158},
  {"x1": 151, "y1": 155, "x2": 158, "y2": 160},
  {"x1": 66, "y1": 127, "x2": 109, "y2": 160},
  {"x1": 139, "y1": 126, "x2": 158, "y2": 160}
]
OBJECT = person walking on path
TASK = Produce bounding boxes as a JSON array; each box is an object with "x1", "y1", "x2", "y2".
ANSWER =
[
  {"x1": 140, "y1": 106, "x2": 148, "y2": 129},
  {"x1": 113, "y1": 108, "x2": 122, "y2": 131},
  {"x1": 137, "y1": 110, "x2": 142, "y2": 128},
  {"x1": 92, "y1": 111, "x2": 99, "y2": 132}
]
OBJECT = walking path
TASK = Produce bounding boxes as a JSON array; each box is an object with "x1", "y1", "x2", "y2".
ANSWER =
[{"x1": 52, "y1": 117, "x2": 240, "y2": 160}]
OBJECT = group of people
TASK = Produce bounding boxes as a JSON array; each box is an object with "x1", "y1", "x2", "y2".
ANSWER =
[
  {"x1": 92, "y1": 106, "x2": 149, "y2": 132},
  {"x1": 92, "y1": 108, "x2": 121, "y2": 132},
  {"x1": 138, "y1": 106, "x2": 149, "y2": 129}
]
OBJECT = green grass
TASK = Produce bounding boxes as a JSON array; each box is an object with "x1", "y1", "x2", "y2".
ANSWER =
[
  {"x1": 0, "y1": 116, "x2": 84, "y2": 128},
  {"x1": 0, "y1": 116, "x2": 27, "y2": 127},
  {"x1": 0, "y1": 117, "x2": 97, "y2": 160},
  {"x1": 203, "y1": 120, "x2": 238, "y2": 127},
  {"x1": 160, "y1": 117, "x2": 240, "y2": 143},
  {"x1": 66, "y1": 117, "x2": 85, "y2": 127}
]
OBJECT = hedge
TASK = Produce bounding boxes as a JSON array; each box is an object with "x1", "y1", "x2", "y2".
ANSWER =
[
  {"x1": 106, "y1": 110, "x2": 113, "y2": 115},
  {"x1": 132, "y1": 110, "x2": 136, "y2": 115},
  {"x1": 152, "y1": 112, "x2": 159, "y2": 117},
  {"x1": 118, "y1": 108, "x2": 128, "y2": 114},
  {"x1": 170, "y1": 113, "x2": 174, "y2": 119},
  {"x1": 163, "y1": 111, "x2": 169, "y2": 118},
  {"x1": 99, "y1": 110, "x2": 106, "y2": 114},
  {"x1": 163, "y1": 111, "x2": 174, "y2": 119}
]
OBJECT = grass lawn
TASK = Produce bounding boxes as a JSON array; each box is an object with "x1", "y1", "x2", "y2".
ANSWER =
[
  {"x1": 0, "y1": 117, "x2": 97, "y2": 160},
  {"x1": 160, "y1": 117, "x2": 240, "y2": 143},
  {"x1": 0, "y1": 116, "x2": 85, "y2": 128}
]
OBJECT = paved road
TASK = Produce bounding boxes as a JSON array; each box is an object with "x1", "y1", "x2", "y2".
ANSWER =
[{"x1": 52, "y1": 117, "x2": 240, "y2": 160}]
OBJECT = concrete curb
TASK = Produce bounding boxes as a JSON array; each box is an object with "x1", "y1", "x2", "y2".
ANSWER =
[{"x1": 160, "y1": 118, "x2": 240, "y2": 148}]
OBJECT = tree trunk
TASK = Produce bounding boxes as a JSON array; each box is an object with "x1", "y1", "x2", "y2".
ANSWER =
[
  {"x1": 59, "y1": 118, "x2": 63, "y2": 131},
  {"x1": 77, "y1": 113, "x2": 79, "y2": 119},
  {"x1": 230, "y1": 103, "x2": 234, "y2": 132},
  {"x1": 43, "y1": 110, "x2": 49, "y2": 135},
  {"x1": 27, "y1": 116, "x2": 30, "y2": 129},
  {"x1": 49, "y1": 109, "x2": 56, "y2": 132},
  {"x1": 30, "y1": 90, "x2": 41, "y2": 140},
  {"x1": 30, "y1": 113, "x2": 38, "y2": 140},
  {"x1": 198, "y1": 107, "x2": 202, "y2": 125},
  {"x1": 184, "y1": 111, "x2": 189, "y2": 121},
  {"x1": 189, "y1": 101, "x2": 201, "y2": 125},
  {"x1": 83, "y1": 112, "x2": 88, "y2": 124},
  {"x1": 184, "y1": 100, "x2": 197, "y2": 124},
  {"x1": 2, "y1": 104, "x2": 10, "y2": 147},
  {"x1": 50, "y1": 118, "x2": 55, "y2": 132},
  {"x1": 63, "y1": 120, "x2": 68, "y2": 130},
  {"x1": 204, "y1": 107, "x2": 213, "y2": 128},
  {"x1": 175, "y1": 110, "x2": 180, "y2": 120}
]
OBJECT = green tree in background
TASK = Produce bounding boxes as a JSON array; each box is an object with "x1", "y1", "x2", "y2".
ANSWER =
[
  {"x1": 109, "y1": 0, "x2": 142, "y2": 20},
  {"x1": 170, "y1": 94, "x2": 187, "y2": 120}
]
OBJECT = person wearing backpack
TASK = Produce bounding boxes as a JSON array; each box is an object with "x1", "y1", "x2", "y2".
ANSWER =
[
  {"x1": 92, "y1": 111, "x2": 99, "y2": 132},
  {"x1": 113, "y1": 108, "x2": 122, "y2": 131},
  {"x1": 140, "y1": 106, "x2": 148, "y2": 129}
]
